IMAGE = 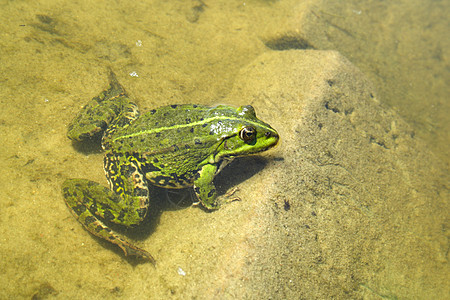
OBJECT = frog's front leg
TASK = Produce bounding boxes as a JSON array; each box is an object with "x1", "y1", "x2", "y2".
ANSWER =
[
  {"x1": 193, "y1": 163, "x2": 220, "y2": 210},
  {"x1": 62, "y1": 153, "x2": 154, "y2": 263}
]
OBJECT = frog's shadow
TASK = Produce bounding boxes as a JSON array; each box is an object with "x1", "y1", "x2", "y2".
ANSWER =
[
  {"x1": 157, "y1": 155, "x2": 270, "y2": 212},
  {"x1": 70, "y1": 136, "x2": 104, "y2": 154},
  {"x1": 95, "y1": 156, "x2": 270, "y2": 264}
]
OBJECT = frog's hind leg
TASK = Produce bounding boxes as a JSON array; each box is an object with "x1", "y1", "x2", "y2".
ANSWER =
[
  {"x1": 62, "y1": 169, "x2": 155, "y2": 263},
  {"x1": 66, "y1": 71, "x2": 140, "y2": 143}
]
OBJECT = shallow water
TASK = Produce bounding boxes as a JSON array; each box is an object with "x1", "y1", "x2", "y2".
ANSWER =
[{"x1": 0, "y1": 0, "x2": 448, "y2": 298}]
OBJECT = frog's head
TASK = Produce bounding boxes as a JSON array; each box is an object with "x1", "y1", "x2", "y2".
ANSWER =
[{"x1": 215, "y1": 105, "x2": 279, "y2": 160}]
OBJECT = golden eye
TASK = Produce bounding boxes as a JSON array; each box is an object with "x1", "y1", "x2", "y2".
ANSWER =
[{"x1": 239, "y1": 126, "x2": 256, "y2": 142}]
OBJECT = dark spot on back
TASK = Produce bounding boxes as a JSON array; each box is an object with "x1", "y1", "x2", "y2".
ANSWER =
[{"x1": 142, "y1": 162, "x2": 160, "y2": 173}]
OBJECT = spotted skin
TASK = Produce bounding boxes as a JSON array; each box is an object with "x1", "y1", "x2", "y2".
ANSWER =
[
  {"x1": 62, "y1": 72, "x2": 279, "y2": 262},
  {"x1": 62, "y1": 179, "x2": 154, "y2": 262}
]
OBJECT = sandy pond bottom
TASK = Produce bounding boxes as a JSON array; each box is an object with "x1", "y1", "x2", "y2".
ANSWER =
[{"x1": 0, "y1": 0, "x2": 448, "y2": 299}]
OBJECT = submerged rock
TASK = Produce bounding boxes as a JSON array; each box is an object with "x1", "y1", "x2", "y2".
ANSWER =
[{"x1": 199, "y1": 50, "x2": 449, "y2": 299}]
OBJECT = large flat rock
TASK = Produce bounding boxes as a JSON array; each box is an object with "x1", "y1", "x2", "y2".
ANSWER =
[{"x1": 208, "y1": 50, "x2": 449, "y2": 299}]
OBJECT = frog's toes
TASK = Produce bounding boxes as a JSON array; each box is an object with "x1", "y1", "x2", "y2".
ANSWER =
[
  {"x1": 219, "y1": 187, "x2": 241, "y2": 205},
  {"x1": 119, "y1": 243, "x2": 156, "y2": 265}
]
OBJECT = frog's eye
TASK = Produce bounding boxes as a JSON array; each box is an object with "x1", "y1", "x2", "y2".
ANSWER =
[{"x1": 239, "y1": 126, "x2": 256, "y2": 143}]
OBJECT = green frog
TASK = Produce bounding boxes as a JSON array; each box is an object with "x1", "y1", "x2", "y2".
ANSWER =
[{"x1": 62, "y1": 72, "x2": 279, "y2": 263}]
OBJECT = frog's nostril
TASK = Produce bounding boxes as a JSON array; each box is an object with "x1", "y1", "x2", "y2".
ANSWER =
[{"x1": 265, "y1": 131, "x2": 279, "y2": 139}]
